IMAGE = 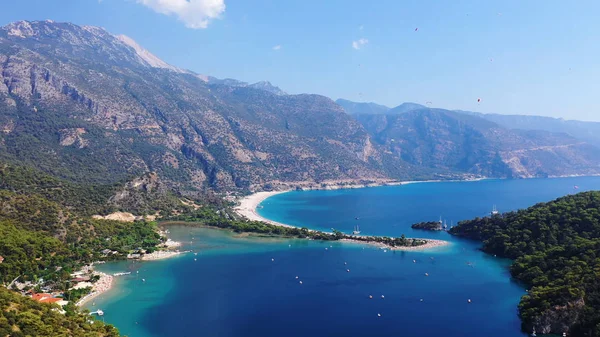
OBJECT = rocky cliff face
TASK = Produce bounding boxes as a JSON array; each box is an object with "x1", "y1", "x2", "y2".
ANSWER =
[
  {"x1": 0, "y1": 20, "x2": 410, "y2": 191},
  {"x1": 1, "y1": 21, "x2": 599, "y2": 192},
  {"x1": 354, "y1": 108, "x2": 600, "y2": 178},
  {"x1": 526, "y1": 298, "x2": 585, "y2": 335}
]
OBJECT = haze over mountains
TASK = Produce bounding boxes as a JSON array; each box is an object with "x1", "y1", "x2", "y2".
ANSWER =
[
  {"x1": 337, "y1": 98, "x2": 600, "y2": 147},
  {"x1": 0, "y1": 20, "x2": 599, "y2": 196}
]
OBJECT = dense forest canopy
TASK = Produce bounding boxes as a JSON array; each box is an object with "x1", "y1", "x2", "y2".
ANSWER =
[
  {"x1": 450, "y1": 191, "x2": 600, "y2": 336},
  {"x1": 0, "y1": 287, "x2": 119, "y2": 337}
]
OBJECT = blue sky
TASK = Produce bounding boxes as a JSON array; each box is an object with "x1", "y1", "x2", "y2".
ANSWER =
[{"x1": 2, "y1": 0, "x2": 600, "y2": 121}]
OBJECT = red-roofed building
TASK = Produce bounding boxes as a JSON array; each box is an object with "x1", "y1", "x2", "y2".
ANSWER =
[
  {"x1": 0, "y1": 256, "x2": 4, "y2": 264},
  {"x1": 40, "y1": 297, "x2": 63, "y2": 304},
  {"x1": 32, "y1": 293, "x2": 54, "y2": 302}
]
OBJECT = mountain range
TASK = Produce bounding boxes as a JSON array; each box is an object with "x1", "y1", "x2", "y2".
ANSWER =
[
  {"x1": 0, "y1": 20, "x2": 599, "y2": 198},
  {"x1": 337, "y1": 99, "x2": 600, "y2": 178}
]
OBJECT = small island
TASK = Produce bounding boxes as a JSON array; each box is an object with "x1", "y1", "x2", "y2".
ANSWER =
[{"x1": 411, "y1": 221, "x2": 443, "y2": 231}]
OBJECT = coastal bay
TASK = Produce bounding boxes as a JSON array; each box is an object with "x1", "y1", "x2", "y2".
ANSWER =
[{"x1": 91, "y1": 176, "x2": 600, "y2": 337}]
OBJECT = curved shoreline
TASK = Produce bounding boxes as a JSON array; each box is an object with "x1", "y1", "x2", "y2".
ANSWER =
[
  {"x1": 76, "y1": 271, "x2": 113, "y2": 307},
  {"x1": 234, "y1": 187, "x2": 451, "y2": 251}
]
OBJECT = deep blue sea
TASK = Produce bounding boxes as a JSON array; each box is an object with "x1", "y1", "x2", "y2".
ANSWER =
[{"x1": 90, "y1": 177, "x2": 600, "y2": 337}]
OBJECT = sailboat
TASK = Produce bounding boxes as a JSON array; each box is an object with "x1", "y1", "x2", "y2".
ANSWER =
[
  {"x1": 352, "y1": 225, "x2": 361, "y2": 235},
  {"x1": 443, "y1": 220, "x2": 448, "y2": 230},
  {"x1": 491, "y1": 205, "x2": 499, "y2": 215}
]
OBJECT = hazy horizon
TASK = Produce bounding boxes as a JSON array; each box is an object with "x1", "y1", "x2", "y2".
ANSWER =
[{"x1": 3, "y1": 0, "x2": 600, "y2": 121}]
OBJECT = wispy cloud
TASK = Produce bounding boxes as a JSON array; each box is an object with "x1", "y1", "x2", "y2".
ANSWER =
[
  {"x1": 272, "y1": 45, "x2": 281, "y2": 51},
  {"x1": 352, "y1": 38, "x2": 369, "y2": 50},
  {"x1": 136, "y1": 0, "x2": 226, "y2": 29}
]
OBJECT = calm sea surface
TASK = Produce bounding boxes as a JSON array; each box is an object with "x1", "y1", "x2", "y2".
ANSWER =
[{"x1": 90, "y1": 177, "x2": 600, "y2": 337}]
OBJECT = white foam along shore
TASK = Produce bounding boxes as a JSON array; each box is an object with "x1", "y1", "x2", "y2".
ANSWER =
[{"x1": 234, "y1": 183, "x2": 452, "y2": 251}]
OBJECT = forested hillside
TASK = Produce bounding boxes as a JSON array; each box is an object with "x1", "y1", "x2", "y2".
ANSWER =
[
  {"x1": 450, "y1": 191, "x2": 600, "y2": 336},
  {"x1": 0, "y1": 287, "x2": 119, "y2": 337}
]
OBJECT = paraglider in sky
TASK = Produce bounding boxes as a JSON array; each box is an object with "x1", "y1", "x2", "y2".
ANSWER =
[
  {"x1": 477, "y1": 98, "x2": 481, "y2": 103},
  {"x1": 415, "y1": 28, "x2": 418, "y2": 32}
]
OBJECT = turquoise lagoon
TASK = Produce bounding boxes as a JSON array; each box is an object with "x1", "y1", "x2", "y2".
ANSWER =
[{"x1": 89, "y1": 177, "x2": 600, "y2": 337}]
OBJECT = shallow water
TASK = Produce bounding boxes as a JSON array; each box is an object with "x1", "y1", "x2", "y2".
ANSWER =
[{"x1": 90, "y1": 176, "x2": 600, "y2": 337}]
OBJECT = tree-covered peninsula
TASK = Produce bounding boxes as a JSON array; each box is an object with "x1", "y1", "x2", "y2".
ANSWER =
[
  {"x1": 450, "y1": 191, "x2": 600, "y2": 336},
  {"x1": 165, "y1": 207, "x2": 428, "y2": 248}
]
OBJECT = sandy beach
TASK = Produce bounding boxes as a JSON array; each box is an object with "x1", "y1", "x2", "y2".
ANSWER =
[
  {"x1": 234, "y1": 185, "x2": 452, "y2": 251},
  {"x1": 234, "y1": 190, "x2": 293, "y2": 226},
  {"x1": 76, "y1": 271, "x2": 113, "y2": 307},
  {"x1": 141, "y1": 250, "x2": 188, "y2": 261},
  {"x1": 340, "y1": 238, "x2": 450, "y2": 251}
]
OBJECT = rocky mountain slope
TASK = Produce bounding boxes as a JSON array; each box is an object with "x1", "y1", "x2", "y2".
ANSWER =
[
  {"x1": 1, "y1": 20, "x2": 598, "y2": 194},
  {"x1": 351, "y1": 106, "x2": 600, "y2": 178},
  {"x1": 0, "y1": 20, "x2": 417, "y2": 192},
  {"x1": 472, "y1": 113, "x2": 600, "y2": 148},
  {"x1": 335, "y1": 99, "x2": 390, "y2": 115}
]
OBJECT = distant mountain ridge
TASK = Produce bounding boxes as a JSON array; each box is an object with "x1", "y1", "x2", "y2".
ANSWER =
[
  {"x1": 0, "y1": 20, "x2": 599, "y2": 194},
  {"x1": 339, "y1": 99, "x2": 600, "y2": 178},
  {"x1": 340, "y1": 97, "x2": 600, "y2": 148},
  {"x1": 335, "y1": 99, "x2": 390, "y2": 115},
  {"x1": 0, "y1": 20, "x2": 416, "y2": 193},
  {"x1": 474, "y1": 113, "x2": 600, "y2": 148}
]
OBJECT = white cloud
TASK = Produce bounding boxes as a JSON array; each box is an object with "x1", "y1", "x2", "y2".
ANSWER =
[
  {"x1": 272, "y1": 45, "x2": 281, "y2": 51},
  {"x1": 352, "y1": 38, "x2": 368, "y2": 50},
  {"x1": 136, "y1": 0, "x2": 226, "y2": 29}
]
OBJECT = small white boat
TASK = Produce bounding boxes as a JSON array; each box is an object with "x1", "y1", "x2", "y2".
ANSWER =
[
  {"x1": 491, "y1": 205, "x2": 499, "y2": 215},
  {"x1": 299, "y1": 281, "x2": 303, "y2": 284},
  {"x1": 381, "y1": 295, "x2": 385, "y2": 299},
  {"x1": 377, "y1": 313, "x2": 381, "y2": 317},
  {"x1": 352, "y1": 225, "x2": 361, "y2": 235}
]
